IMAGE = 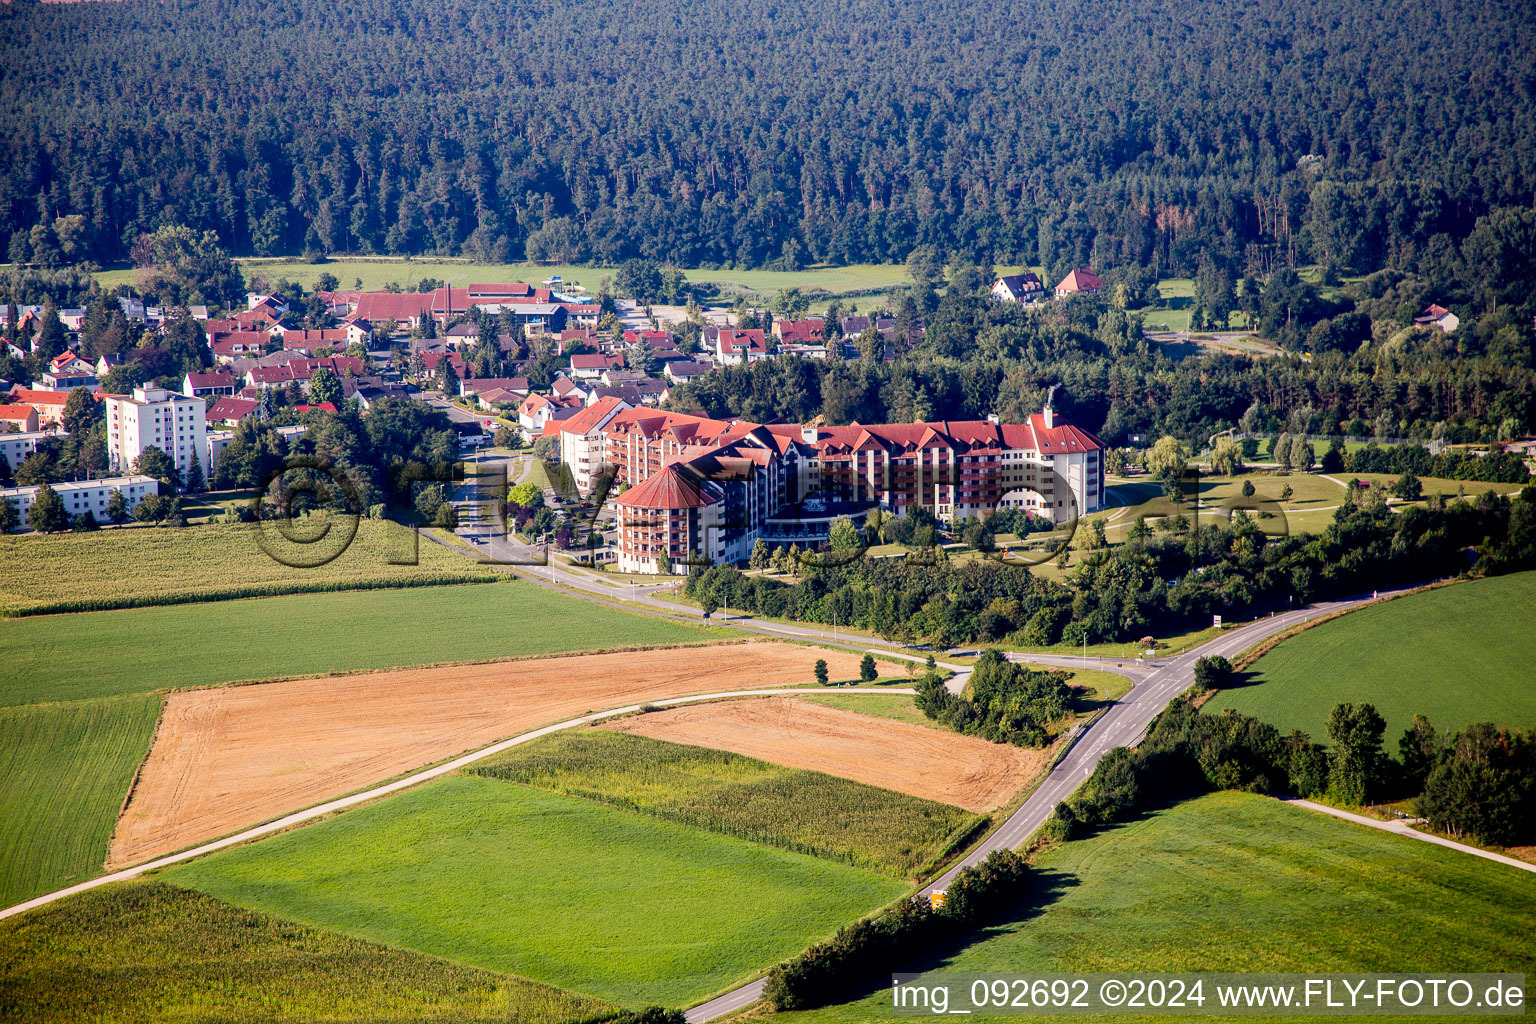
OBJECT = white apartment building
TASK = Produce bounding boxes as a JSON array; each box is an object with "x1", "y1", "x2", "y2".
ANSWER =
[
  {"x1": 205, "y1": 423, "x2": 307, "y2": 477},
  {"x1": 0, "y1": 429, "x2": 64, "y2": 473},
  {"x1": 105, "y1": 386, "x2": 207, "y2": 482},
  {"x1": 1, "y1": 474, "x2": 158, "y2": 525}
]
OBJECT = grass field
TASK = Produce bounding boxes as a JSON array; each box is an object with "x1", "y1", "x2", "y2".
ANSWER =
[
  {"x1": 166, "y1": 775, "x2": 907, "y2": 1007},
  {"x1": 0, "y1": 695, "x2": 162, "y2": 907},
  {"x1": 0, "y1": 880, "x2": 614, "y2": 1024},
  {"x1": 468, "y1": 730, "x2": 980, "y2": 877},
  {"x1": 0, "y1": 582, "x2": 716, "y2": 708},
  {"x1": 0, "y1": 519, "x2": 503, "y2": 616},
  {"x1": 1207, "y1": 573, "x2": 1536, "y2": 742},
  {"x1": 776, "y1": 792, "x2": 1536, "y2": 1022},
  {"x1": 796, "y1": 692, "x2": 941, "y2": 728}
]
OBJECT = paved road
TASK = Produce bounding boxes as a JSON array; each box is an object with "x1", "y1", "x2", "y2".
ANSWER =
[
  {"x1": 1284, "y1": 799, "x2": 1536, "y2": 876},
  {"x1": 0, "y1": 687, "x2": 913, "y2": 924},
  {"x1": 684, "y1": 587, "x2": 1414, "y2": 1023}
]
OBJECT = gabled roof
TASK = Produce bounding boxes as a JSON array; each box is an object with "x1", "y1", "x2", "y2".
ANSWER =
[
  {"x1": 185, "y1": 371, "x2": 236, "y2": 389},
  {"x1": 353, "y1": 292, "x2": 433, "y2": 322},
  {"x1": 558, "y1": 395, "x2": 631, "y2": 437},
  {"x1": 1055, "y1": 268, "x2": 1103, "y2": 294},
  {"x1": 205, "y1": 396, "x2": 258, "y2": 423}
]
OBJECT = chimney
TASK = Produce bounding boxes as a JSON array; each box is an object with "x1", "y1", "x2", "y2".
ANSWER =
[
  {"x1": 1043, "y1": 403, "x2": 1054, "y2": 430},
  {"x1": 801, "y1": 424, "x2": 818, "y2": 444}
]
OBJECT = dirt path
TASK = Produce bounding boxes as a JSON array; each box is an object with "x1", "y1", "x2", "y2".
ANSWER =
[
  {"x1": 109, "y1": 643, "x2": 868, "y2": 868},
  {"x1": 602, "y1": 696, "x2": 1049, "y2": 811}
]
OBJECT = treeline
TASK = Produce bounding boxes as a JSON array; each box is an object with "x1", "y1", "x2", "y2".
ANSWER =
[
  {"x1": 683, "y1": 491, "x2": 1536, "y2": 648},
  {"x1": 1047, "y1": 687, "x2": 1535, "y2": 850},
  {"x1": 668, "y1": 282, "x2": 1536, "y2": 445},
  {"x1": 2, "y1": 0, "x2": 1534, "y2": 277},
  {"x1": 1336, "y1": 442, "x2": 1531, "y2": 483},
  {"x1": 763, "y1": 849, "x2": 1030, "y2": 1011}
]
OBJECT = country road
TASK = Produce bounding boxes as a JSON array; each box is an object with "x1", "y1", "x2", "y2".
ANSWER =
[{"x1": 682, "y1": 586, "x2": 1414, "y2": 1024}]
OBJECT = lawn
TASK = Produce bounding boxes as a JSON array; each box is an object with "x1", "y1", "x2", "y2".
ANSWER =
[
  {"x1": 0, "y1": 880, "x2": 613, "y2": 1024},
  {"x1": 165, "y1": 775, "x2": 907, "y2": 1008},
  {"x1": 1207, "y1": 572, "x2": 1536, "y2": 742},
  {"x1": 776, "y1": 791, "x2": 1536, "y2": 1022},
  {"x1": 796, "y1": 692, "x2": 941, "y2": 729},
  {"x1": 96, "y1": 259, "x2": 1035, "y2": 313},
  {"x1": 0, "y1": 695, "x2": 162, "y2": 907},
  {"x1": 0, "y1": 518, "x2": 502, "y2": 616},
  {"x1": 0, "y1": 581, "x2": 716, "y2": 708},
  {"x1": 467, "y1": 730, "x2": 980, "y2": 878}
]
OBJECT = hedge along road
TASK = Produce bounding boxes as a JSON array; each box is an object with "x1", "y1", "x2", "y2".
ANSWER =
[
  {"x1": 0, "y1": 686, "x2": 914, "y2": 923},
  {"x1": 681, "y1": 585, "x2": 1420, "y2": 1024}
]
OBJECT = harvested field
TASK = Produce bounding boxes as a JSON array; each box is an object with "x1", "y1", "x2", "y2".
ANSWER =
[
  {"x1": 110, "y1": 642, "x2": 869, "y2": 868},
  {"x1": 603, "y1": 696, "x2": 1049, "y2": 812}
]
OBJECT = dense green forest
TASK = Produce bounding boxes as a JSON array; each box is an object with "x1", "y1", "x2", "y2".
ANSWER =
[{"x1": 1, "y1": 0, "x2": 1533, "y2": 275}]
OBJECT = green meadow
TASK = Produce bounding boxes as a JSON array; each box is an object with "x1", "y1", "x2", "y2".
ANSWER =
[
  {"x1": 469, "y1": 730, "x2": 981, "y2": 877},
  {"x1": 777, "y1": 792, "x2": 1536, "y2": 1022},
  {"x1": 0, "y1": 582, "x2": 716, "y2": 707},
  {"x1": 166, "y1": 775, "x2": 907, "y2": 1007},
  {"x1": 1207, "y1": 572, "x2": 1536, "y2": 742},
  {"x1": 0, "y1": 695, "x2": 162, "y2": 906},
  {"x1": 0, "y1": 880, "x2": 614, "y2": 1024}
]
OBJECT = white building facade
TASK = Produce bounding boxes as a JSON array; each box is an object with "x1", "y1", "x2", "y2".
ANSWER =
[
  {"x1": 106, "y1": 386, "x2": 208, "y2": 482},
  {"x1": 1, "y1": 474, "x2": 158, "y2": 526}
]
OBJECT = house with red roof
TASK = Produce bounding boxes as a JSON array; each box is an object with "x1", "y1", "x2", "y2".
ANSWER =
[
  {"x1": 0, "y1": 403, "x2": 39, "y2": 432},
  {"x1": 1054, "y1": 268, "x2": 1103, "y2": 298},
  {"x1": 555, "y1": 396, "x2": 634, "y2": 492},
  {"x1": 205, "y1": 396, "x2": 259, "y2": 426},
  {"x1": 9, "y1": 387, "x2": 75, "y2": 427},
  {"x1": 183, "y1": 371, "x2": 237, "y2": 399},
  {"x1": 570, "y1": 352, "x2": 621, "y2": 379},
  {"x1": 1413, "y1": 304, "x2": 1459, "y2": 333},
  {"x1": 711, "y1": 329, "x2": 768, "y2": 366},
  {"x1": 353, "y1": 292, "x2": 434, "y2": 328}
]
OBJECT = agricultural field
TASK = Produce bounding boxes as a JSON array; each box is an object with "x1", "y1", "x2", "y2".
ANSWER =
[
  {"x1": 95, "y1": 258, "x2": 1039, "y2": 312},
  {"x1": 1208, "y1": 572, "x2": 1536, "y2": 742},
  {"x1": 0, "y1": 518, "x2": 502, "y2": 616},
  {"x1": 0, "y1": 695, "x2": 162, "y2": 907},
  {"x1": 469, "y1": 730, "x2": 980, "y2": 878},
  {"x1": 601, "y1": 696, "x2": 1045, "y2": 812},
  {"x1": 776, "y1": 792, "x2": 1536, "y2": 1023},
  {"x1": 0, "y1": 581, "x2": 716, "y2": 708},
  {"x1": 0, "y1": 880, "x2": 613, "y2": 1024},
  {"x1": 165, "y1": 775, "x2": 908, "y2": 1007},
  {"x1": 110, "y1": 641, "x2": 869, "y2": 867}
]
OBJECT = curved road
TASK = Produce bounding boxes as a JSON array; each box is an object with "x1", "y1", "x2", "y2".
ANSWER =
[{"x1": 684, "y1": 586, "x2": 1414, "y2": 1023}]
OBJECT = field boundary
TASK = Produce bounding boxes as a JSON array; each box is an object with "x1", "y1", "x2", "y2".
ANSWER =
[
  {"x1": 1, "y1": 686, "x2": 915, "y2": 924},
  {"x1": 1, "y1": 574, "x2": 507, "y2": 619}
]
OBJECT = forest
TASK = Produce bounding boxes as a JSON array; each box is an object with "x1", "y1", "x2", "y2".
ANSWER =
[{"x1": 1, "y1": 0, "x2": 1534, "y2": 279}]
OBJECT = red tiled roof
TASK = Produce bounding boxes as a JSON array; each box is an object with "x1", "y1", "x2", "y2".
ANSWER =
[
  {"x1": 185, "y1": 371, "x2": 236, "y2": 389},
  {"x1": 206, "y1": 396, "x2": 258, "y2": 422},
  {"x1": 614, "y1": 463, "x2": 722, "y2": 510},
  {"x1": 558, "y1": 395, "x2": 631, "y2": 437},
  {"x1": 0, "y1": 402, "x2": 37, "y2": 420},
  {"x1": 1055, "y1": 268, "x2": 1103, "y2": 294},
  {"x1": 353, "y1": 293, "x2": 433, "y2": 322},
  {"x1": 10, "y1": 387, "x2": 73, "y2": 406},
  {"x1": 571, "y1": 354, "x2": 614, "y2": 369}
]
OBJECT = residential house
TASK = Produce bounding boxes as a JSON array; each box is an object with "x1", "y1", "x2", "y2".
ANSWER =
[
  {"x1": 1054, "y1": 268, "x2": 1103, "y2": 298},
  {"x1": 9, "y1": 388, "x2": 74, "y2": 427},
  {"x1": 711, "y1": 329, "x2": 768, "y2": 366},
  {"x1": 0, "y1": 403, "x2": 40, "y2": 432},
  {"x1": 41, "y1": 352, "x2": 98, "y2": 390},
  {"x1": 570, "y1": 353, "x2": 618, "y2": 379},
  {"x1": 991, "y1": 273, "x2": 1045, "y2": 304},
  {"x1": 0, "y1": 428, "x2": 59, "y2": 470},
  {"x1": 773, "y1": 318, "x2": 826, "y2": 343},
  {"x1": 517, "y1": 392, "x2": 584, "y2": 433},
  {"x1": 1414, "y1": 304, "x2": 1460, "y2": 333},
  {"x1": 205, "y1": 396, "x2": 260, "y2": 426},
  {"x1": 665, "y1": 360, "x2": 714, "y2": 384},
  {"x1": 183, "y1": 371, "x2": 238, "y2": 399}
]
